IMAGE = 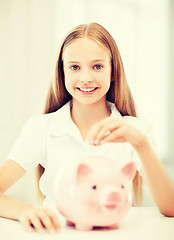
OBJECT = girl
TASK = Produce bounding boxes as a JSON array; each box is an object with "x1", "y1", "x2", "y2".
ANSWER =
[{"x1": 0, "y1": 22, "x2": 174, "y2": 234}]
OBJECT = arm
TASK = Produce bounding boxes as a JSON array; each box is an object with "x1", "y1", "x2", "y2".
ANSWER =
[
  {"x1": 0, "y1": 160, "x2": 60, "y2": 232},
  {"x1": 87, "y1": 117, "x2": 174, "y2": 217},
  {"x1": 0, "y1": 159, "x2": 26, "y2": 220},
  {"x1": 133, "y1": 137, "x2": 174, "y2": 217}
]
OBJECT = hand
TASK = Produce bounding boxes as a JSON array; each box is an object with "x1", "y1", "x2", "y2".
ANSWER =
[
  {"x1": 87, "y1": 117, "x2": 147, "y2": 149},
  {"x1": 18, "y1": 205, "x2": 60, "y2": 233}
]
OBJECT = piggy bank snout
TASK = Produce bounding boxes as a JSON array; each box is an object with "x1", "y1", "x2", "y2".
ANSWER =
[
  {"x1": 107, "y1": 192, "x2": 121, "y2": 202},
  {"x1": 100, "y1": 185, "x2": 123, "y2": 205},
  {"x1": 101, "y1": 191, "x2": 122, "y2": 213}
]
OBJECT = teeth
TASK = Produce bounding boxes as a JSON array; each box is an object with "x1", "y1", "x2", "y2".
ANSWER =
[{"x1": 78, "y1": 87, "x2": 97, "y2": 92}]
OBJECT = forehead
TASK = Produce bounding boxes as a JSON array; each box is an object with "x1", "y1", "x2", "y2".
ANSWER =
[{"x1": 63, "y1": 37, "x2": 111, "y2": 62}]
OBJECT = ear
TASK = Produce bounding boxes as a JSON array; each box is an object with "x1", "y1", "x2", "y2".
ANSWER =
[
  {"x1": 121, "y1": 162, "x2": 136, "y2": 180},
  {"x1": 76, "y1": 164, "x2": 93, "y2": 184}
]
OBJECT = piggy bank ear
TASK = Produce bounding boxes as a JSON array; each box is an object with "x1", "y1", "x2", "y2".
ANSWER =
[
  {"x1": 121, "y1": 162, "x2": 136, "y2": 180},
  {"x1": 76, "y1": 164, "x2": 93, "y2": 184}
]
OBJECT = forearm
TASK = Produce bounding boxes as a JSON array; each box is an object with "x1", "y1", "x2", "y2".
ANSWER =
[
  {"x1": 133, "y1": 137, "x2": 174, "y2": 217},
  {"x1": 0, "y1": 191, "x2": 29, "y2": 221}
]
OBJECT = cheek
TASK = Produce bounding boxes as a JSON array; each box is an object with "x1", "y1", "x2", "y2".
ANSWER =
[
  {"x1": 64, "y1": 75, "x2": 76, "y2": 90},
  {"x1": 101, "y1": 77, "x2": 111, "y2": 92},
  {"x1": 99, "y1": 71, "x2": 111, "y2": 86},
  {"x1": 64, "y1": 77, "x2": 70, "y2": 89},
  {"x1": 85, "y1": 192, "x2": 99, "y2": 208}
]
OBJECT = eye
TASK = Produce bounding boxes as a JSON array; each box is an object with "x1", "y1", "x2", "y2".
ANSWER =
[
  {"x1": 70, "y1": 65, "x2": 80, "y2": 71},
  {"x1": 121, "y1": 185, "x2": 125, "y2": 189},
  {"x1": 92, "y1": 185, "x2": 97, "y2": 190},
  {"x1": 93, "y1": 64, "x2": 103, "y2": 70}
]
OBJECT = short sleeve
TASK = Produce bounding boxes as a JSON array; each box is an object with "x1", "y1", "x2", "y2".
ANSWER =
[{"x1": 8, "y1": 116, "x2": 46, "y2": 172}]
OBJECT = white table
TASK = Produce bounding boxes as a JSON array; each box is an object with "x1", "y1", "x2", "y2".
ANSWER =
[{"x1": 0, "y1": 207, "x2": 174, "y2": 240}]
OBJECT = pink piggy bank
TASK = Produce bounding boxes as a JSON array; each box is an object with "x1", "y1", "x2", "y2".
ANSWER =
[{"x1": 53, "y1": 156, "x2": 136, "y2": 231}]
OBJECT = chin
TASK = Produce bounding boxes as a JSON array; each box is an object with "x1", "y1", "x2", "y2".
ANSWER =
[{"x1": 76, "y1": 98, "x2": 104, "y2": 105}]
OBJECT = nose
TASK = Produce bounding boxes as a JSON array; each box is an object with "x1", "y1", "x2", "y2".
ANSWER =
[
  {"x1": 80, "y1": 69, "x2": 93, "y2": 84},
  {"x1": 107, "y1": 192, "x2": 121, "y2": 202}
]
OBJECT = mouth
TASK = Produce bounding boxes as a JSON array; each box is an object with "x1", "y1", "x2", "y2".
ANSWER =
[
  {"x1": 76, "y1": 87, "x2": 98, "y2": 94},
  {"x1": 104, "y1": 204, "x2": 118, "y2": 211}
]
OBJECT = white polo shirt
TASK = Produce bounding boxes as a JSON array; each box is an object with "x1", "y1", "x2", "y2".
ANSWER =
[{"x1": 8, "y1": 101, "x2": 157, "y2": 202}]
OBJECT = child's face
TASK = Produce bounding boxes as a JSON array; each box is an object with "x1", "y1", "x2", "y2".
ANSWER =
[{"x1": 63, "y1": 37, "x2": 111, "y2": 105}]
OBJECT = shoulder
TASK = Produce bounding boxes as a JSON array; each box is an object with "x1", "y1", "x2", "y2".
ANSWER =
[
  {"x1": 21, "y1": 112, "x2": 57, "y2": 137},
  {"x1": 22, "y1": 101, "x2": 70, "y2": 136}
]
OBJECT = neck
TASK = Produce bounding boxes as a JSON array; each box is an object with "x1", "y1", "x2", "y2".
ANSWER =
[{"x1": 71, "y1": 99, "x2": 111, "y2": 130}]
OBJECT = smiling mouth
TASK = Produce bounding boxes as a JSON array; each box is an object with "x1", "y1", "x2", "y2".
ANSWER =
[{"x1": 76, "y1": 87, "x2": 98, "y2": 93}]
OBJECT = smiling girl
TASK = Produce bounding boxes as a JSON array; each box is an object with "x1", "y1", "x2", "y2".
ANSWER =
[{"x1": 0, "y1": 22, "x2": 174, "y2": 233}]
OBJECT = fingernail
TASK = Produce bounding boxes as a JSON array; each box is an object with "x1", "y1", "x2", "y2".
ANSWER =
[{"x1": 104, "y1": 130, "x2": 111, "y2": 136}]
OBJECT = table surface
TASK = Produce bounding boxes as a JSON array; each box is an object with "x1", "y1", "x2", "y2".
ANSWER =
[{"x1": 0, "y1": 207, "x2": 174, "y2": 240}]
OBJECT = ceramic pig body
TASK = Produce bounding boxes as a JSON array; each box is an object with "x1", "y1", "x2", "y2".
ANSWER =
[{"x1": 53, "y1": 156, "x2": 136, "y2": 231}]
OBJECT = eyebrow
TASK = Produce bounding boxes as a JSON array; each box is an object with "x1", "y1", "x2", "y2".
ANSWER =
[{"x1": 66, "y1": 59, "x2": 106, "y2": 64}]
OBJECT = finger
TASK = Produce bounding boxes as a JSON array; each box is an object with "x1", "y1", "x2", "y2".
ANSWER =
[
  {"x1": 50, "y1": 215, "x2": 60, "y2": 232},
  {"x1": 44, "y1": 209, "x2": 60, "y2": 231},
  {"x1": 99, "y1": 128, "x2": 126, "y2": 144},
  {"x1": 37, "y1": 212, "x2": 55, "y2": 233},
  {"x1": 37, "y1": 210, "x2": 58, "y2": 233},
  {"x1": 47, "y1": 209, "x2": 60, "y2": 230},
  {"x1": 20, "y1": 216, "x2": 35, "y2": 232},
  {"x1": 29, "y1": 214, "x2": 46, "y2": 233},
  {"x1": 87, "y1": 117, "x2": 114, "y2": 144},
  {"x1": 87, "y1": 122, "x2": 104, "y2": 145},
  {"x1": 94, "y1": 121, "x2": 121, "y2": 144}
]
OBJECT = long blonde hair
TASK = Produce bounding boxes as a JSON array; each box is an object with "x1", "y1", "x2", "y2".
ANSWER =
[{"x1": 36, "y1": 22, "x2": 143, "y2": 205}]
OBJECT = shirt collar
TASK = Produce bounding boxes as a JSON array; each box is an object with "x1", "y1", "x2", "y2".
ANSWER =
[
  {"x1": 48, "y1": 100, "x2": 122, "y2": 137},
  {"x1": 106, "y1": 101, "x2": 122, "y2": 119}
]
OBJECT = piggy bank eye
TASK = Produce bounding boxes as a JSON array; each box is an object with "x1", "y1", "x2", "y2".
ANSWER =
[
  {"x1": 92, "y1": 185, "x2": 97, "y2": 190},
  {"x1": 121, "y1": 185, "x2": 125, "y2": 189}
]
